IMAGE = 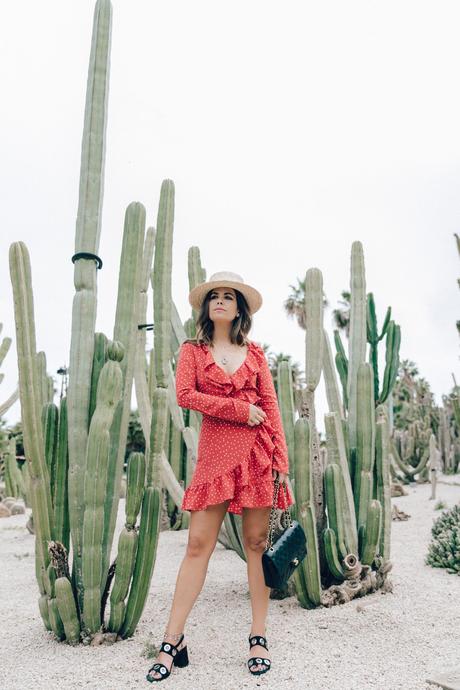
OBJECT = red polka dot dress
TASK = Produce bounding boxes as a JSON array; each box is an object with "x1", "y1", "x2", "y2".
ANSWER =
[{"x1": 175, "y1": 339, "x2": 295, "y2": 515}]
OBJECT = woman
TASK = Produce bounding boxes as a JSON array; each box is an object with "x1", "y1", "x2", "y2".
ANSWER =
[{"x1": 146, "y1": 271, "x2": 294, "y2": 682}]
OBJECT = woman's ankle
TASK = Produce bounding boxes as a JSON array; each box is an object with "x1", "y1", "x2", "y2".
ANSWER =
[
  {"x1": 163, "y1": 629, "x2": 184, "y2": 643},
  {"x1": 250, "y1": 624, "x2": 266, "y2": 634}
]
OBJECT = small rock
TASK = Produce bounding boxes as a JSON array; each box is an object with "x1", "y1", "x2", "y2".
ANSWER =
[{"x1": 0, "y1": 503, "x2": 11, "y2": 518}]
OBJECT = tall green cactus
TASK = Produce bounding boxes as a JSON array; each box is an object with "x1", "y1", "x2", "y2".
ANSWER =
[
  {"x1": 67, "y1": 0, "x2": 112, "y2": 611},
  {"x1": 292, "y1": 417, "x2": 321, "y2": 607},
  {"x1": 302, "y1": 268, "x2": 325, "y2": 548},
  {"x1": 278, "y1": 358, "x2": 296, "y2": 467},
  {"x1": 100, "y1": 202, "x2": 145, "y2": 599},
  {"x1": 366, "y1": 293, "x2": 391, "y2": 402},
  {"x1": 347, "y1": 242, "x2": 367, "y2": 454},
  {"x1": 6, "y1": 0, "x2": 175, "y2": 644},
  {"x1": 9, "y1": 242, "x2": 54, "y2": 626},
  {"x1": 82, "y1": 350, "x2": 123, "y2": 634},
  {"x1": 354, "y1": 362, "x2": 376, "y2": 531},
  {"x1": 292, "y1": 241, "x2": 396, "y2": 607}
]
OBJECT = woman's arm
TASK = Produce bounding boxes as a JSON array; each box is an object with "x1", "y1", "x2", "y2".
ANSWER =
[
  {"x1": 256, "y1": 353, "x2": 290, "y2": 474},
  {"x1": 175, "y1": 342, "x2": 251, "y2": 424}
]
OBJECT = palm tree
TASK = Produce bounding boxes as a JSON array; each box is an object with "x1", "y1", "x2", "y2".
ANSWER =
[
  {"x1": 284, "y1": 277, "x2": 329, "y2": 331},
  {"x1": 259, "y1": 343, "x2": 305, "y2": 395},
  {"x1": 332, "y1": 290, "x2": 351, "y2": 338}
]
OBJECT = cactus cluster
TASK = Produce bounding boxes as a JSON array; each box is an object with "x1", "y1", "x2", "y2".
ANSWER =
[
  {"x1": 6, "y1": 0, "x2": 180, "y2": 644},
  {"x1": 426, "y1": 503, "x2": 460, "y2": 575},
  {"x1": 276, "y1": 241, "x2": 398, "y2": 607}
]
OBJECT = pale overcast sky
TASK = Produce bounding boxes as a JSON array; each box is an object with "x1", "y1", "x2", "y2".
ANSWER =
[{"x1": 1, "y1": 1, "x2": 459, "y2": 433}]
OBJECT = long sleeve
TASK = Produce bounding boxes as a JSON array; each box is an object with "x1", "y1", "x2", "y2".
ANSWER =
[
  {"x1": 175, "y1": 342, "x2": 251, "y2": 424},
  {"x1": 256, "y1": 354, "x2": 290, "y2": 474}
]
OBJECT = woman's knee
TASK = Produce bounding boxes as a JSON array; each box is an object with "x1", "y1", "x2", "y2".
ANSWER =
[
  {"x1": 243, "y1": 533, "x2": 267, "y2": 553},
  {"x1": 186, "y1": 533, "x2": 215, "y2": 558}
]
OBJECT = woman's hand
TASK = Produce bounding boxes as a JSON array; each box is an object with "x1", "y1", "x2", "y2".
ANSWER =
[
  {"x1": 272, "y1": 468, "x2": 288, "y2": 484},
  {"x1": 247, "y1": 404, "x2": 267, "y2": 426}
]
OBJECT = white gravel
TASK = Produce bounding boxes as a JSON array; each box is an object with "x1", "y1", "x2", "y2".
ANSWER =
[{"x1": 1, "y1": 477, "x2": 460, "y2": 690}]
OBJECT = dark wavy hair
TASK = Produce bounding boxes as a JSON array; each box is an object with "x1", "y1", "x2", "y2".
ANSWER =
[{"x1": 182, "y1": 287, "x2": 252, "y2": 348}]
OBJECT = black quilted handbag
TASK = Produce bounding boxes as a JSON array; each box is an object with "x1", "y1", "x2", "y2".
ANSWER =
[{"x1": 261, "y1": 477, "x2": 307, "y2": 589}]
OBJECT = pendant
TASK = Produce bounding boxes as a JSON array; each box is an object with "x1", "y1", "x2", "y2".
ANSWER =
[{"x1": 221, "y1": 356, "x2": 228, "y2": 364}]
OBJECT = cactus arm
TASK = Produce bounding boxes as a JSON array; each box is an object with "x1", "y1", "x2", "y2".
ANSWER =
[
  {"x1": 82, "y1": 358, "x2": 123, "y2": 633},
  {"x1": 379, "y1": 306, "x2": 392, "y2": 340},
  {"x1": 100, "y1": 202, "x2": 145, "y2": 599},
  {"x1": 55, "y1": 577, "x2": 81, "y2": 644},
  {"x1": 347, "y1": 241, "x2": 367, "y2": 452},
  {"x1": 187, "y1": 246, "x2": 207, "y2": 334},
  {"x1": 278, "y1": 358, "x2": 296, "y2": 468},
  {"x1": 118, "y1": 485, "x2": 161, "y2": 638},
  {"x1": 133, "y1": 227, "x2": 156, "y2": 454},
  {"x1": 322, "y1": 330, "x2": 344, "y2": 419},
  {"x1": 304, "y1": 268, "x2": 323, "y2": 393},
  {"x1": 323, "y1": 528, "x2": 345, "y2": 579},
  {"x1": 324, "y1": 413, "x2": 358, "y2": 556},
  {"x1": 170, "y1": 299, "x2": 189, "y2": 352},
  {"x1": 125, "y1": 452, "x2": 146, "y2": 526},
  {"x1": 375, "y1": 407, "x2": 391, "y2": 561},
  {"x1": 42, "y1": 403, "x2": 59, "y2": 506},
  {"x1": 107, "y1": 451, "x2": 144, "y2": 631},
  {"x1": 88, "y1": 333, "x2": 109, "y2": 423},
  {"x1": 324, "y1": 464, "x2": 348, "y2": 561},
  {"x1": 9, "y1": 241, "x2": 54, "y2": 616},
  {"x1": 0, "y1": 336, "x2": 11, "y2": 366},
  {"x1": 366, "y1": 293, "x2": 380, "y2": 404},
  {"x1": 333, "y1": 329, "x2": 348, "y2": 410},
  {"x1": 353, "y1": 363, "x2": 376, "y2": 531},
  {"x1": 153, "y1": 180, "x2": 175, "y2": 388},
  {"x1": 360, "y1": 500, "x2": 382, "y2": 566},
  {"x1": 0, "y1": 386, "x2": 19, "y2": 415},
  {"x1": 378, "y1": 321, "x2": 401, "y2": 404},
  {"x1": 54, "y1": 397, "x2": 70, "y2": 552},
  {"x1": 119, "y1": 389, "x2": 167, "y2": 638},
  {"x1": 107, "y1": 528, "x2": 138, "y2": 631},
  {"x1": 303, "y1": 268, "x2": 326, "y2": 548},
  {"x1": 293, "y1": 418, "x2": 322, "y2": 606}
]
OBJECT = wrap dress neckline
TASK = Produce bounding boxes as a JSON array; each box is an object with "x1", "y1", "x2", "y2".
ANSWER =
[{"x1": 202, "y1": 340, "x2": 258, "y2": 389}]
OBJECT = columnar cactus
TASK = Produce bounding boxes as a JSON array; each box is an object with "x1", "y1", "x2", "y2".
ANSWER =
[
  {"x1": 66, "y1": 0, "x2": 112, "y2": 611},
  {"x1": 0, "y1": 323, "x2": 19, "y2": 415},
  {"x1": 9, "y1": 242, "x2": 54, "y2": 628},
  {"x1": 7, "y1": 0, "x2": 176, "y2": 644},
  {"x1": 292, "y1": 241, "x2": 395, "y2": 608}
]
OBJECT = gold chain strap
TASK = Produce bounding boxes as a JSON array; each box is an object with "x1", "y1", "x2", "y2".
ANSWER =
[{"x1": 265, "y1": 477, "x2": 293, "y2": 550}]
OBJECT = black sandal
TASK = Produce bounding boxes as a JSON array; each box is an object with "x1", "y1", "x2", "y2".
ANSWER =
[
  {"x1": 248, "y1": 634, "x2": 271, "y2": 675},
  {"x1": 146, "y1": 633, "x2": 189, "y2": 682}
]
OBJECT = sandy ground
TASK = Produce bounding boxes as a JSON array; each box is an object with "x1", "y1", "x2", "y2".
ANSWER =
[{"x1": 1, "y1": 477, "x2": 460, "y2": 690}]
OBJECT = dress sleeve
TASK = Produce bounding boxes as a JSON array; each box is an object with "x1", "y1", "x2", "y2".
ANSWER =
[
  {"x1": 175, "y1": 342, "x2": 251, "y2": 424},
  {"x1": 256, "y1": 350, "x2": 290, "y2": 474}
]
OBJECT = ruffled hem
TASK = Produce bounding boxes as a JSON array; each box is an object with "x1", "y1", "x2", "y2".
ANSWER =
[{"x1": 181, "y1": 425, "x2": 294, "y2": 516}]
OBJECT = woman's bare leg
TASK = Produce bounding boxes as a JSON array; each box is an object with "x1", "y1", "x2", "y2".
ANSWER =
[
  {"x1": 241, "y1": 505, "x2": 272, "y2": 674},
  {"x1": 148, "y1": 499, "x2": 230, "y2": 679}
]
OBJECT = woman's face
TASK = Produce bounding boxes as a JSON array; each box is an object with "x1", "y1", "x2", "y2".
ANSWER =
[{"x1": 208, "y1": 287, "x2": 239, "y2": 323}]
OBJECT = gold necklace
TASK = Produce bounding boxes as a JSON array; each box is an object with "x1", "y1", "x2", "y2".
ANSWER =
[{"x1": 212, "y1": 343, "x2": 243, "y2": 365}]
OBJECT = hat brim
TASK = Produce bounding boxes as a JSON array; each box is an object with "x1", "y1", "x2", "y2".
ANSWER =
[{"x1": 188, "y1": 280, "x2": 262, "y2": 314}]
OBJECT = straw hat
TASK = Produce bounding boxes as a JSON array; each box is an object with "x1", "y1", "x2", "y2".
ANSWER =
[{"x1": 188, "y1": 271, "x2": 263, "y2": 315}]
